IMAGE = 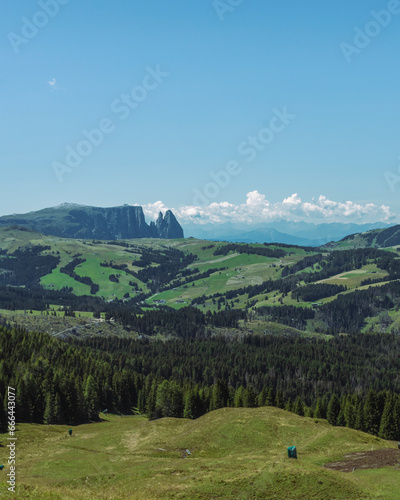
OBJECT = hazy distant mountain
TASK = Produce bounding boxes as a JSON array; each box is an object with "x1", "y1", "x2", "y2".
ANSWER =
[
  {"x1": 181, "y1": 221, "x2": 391, "y2": 246},
  {"x1": 0, "y1": 204, "x2": 184, "y2": 240}
]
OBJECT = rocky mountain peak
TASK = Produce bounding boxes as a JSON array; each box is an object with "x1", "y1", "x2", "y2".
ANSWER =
[{"x1": 0, "y1": 204, "x2": 184, "y2": 240}]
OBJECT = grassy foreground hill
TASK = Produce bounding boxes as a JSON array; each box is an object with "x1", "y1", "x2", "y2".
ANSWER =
[{"x1": 0, "y1": 407, "x2": 399, "y2": 499}]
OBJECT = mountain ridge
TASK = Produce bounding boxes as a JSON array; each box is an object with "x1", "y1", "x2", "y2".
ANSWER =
[
  {"x1": 0, "y1": 204, "x2": 184, "y2": 240},
  {"x1": 329, "y1": 224, "x2": 400, "y2": 249}
]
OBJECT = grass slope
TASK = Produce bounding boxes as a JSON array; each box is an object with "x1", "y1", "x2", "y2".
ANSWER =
[
  {"x1": 0, "y1": 407, "x2": 398, "y2": 499},
  {"x1": 1, "y1": 227, "x2": 400, "y2": 328}
]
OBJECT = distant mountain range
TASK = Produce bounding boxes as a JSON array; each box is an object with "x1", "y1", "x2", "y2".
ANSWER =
[
  {"x1": 181, "y1": 221, "x2": 392, "y2": 247},
  {"x1": 0, "y1": 204, "x2": 184, "y2": 240},
  {"x1": 0, "y1": 204, "x2": 397, "y2": 247}
]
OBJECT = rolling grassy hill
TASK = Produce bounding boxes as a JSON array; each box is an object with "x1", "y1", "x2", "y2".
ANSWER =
[
  {"x1": 0, "y1": 407, "x2": 398, "y2": 499},
  {"x1": 0, "y1": 226, "x2": 384, "y2": 307},
  {"x1": 1, "y1": 225, "x2": 400, "y2": 336},
  {"x1": 0, "y1": 227, "x2": 315, "y2": 306}
]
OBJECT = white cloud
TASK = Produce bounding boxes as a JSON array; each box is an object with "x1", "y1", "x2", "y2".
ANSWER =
[
  {"x1": 138, "y1": 191, "x2": 396, "y2": 225},
  {"x1": 140, "y1": 200, "x2": 168, "y2": 219},
  {"x1": 246, "y1": 190, "x2": 267, "y2": 206},
  {"x1": 48, "y1": 78, "x2": 59, "y2": 90}
]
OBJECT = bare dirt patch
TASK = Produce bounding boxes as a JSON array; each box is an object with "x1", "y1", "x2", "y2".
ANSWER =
[{"x1": 324, "y1": 448, "x2": 400, "y2": 472}]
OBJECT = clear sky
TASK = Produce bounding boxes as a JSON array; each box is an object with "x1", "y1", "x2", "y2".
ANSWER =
[{"x1": 1, "y1": 0, "x2": 399, "y2": 225}]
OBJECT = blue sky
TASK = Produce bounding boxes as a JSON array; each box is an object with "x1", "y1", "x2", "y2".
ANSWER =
[{"x1": 1, "y1": 0, "x2": 399, "y2": 225}]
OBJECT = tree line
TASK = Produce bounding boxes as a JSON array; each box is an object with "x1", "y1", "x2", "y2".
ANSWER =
[{"x1": 2, "y1": 326, "x2": 400, "y2": 441}]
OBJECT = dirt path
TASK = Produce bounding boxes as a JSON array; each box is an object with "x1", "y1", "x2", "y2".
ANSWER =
[{"x1": 324, "y1": 448, "x2": 400, "y2": 472}]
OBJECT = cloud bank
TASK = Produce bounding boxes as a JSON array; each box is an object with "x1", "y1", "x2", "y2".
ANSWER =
[{"x1": 139, "y1": 191, "x2": 394, "y2": 225}]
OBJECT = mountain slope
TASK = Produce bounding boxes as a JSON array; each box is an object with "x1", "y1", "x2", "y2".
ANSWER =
[
  {"x1": 0, "y1": 203, "x2": 184, "y2": 240},
  {"x1": 334, "y1": 224, "x2": 400, "y2": 249}
]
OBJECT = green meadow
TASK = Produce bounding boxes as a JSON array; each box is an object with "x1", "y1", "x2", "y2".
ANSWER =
[{"x1": 0, "y1": 407, "x2": 398, "y2": 499}]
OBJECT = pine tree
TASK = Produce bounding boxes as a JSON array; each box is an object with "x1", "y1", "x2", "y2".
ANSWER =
[
  {"x1": 183, "y1": 389, "x2": 196, "y2": 419},
  {"x1": 275, "y1": 390, "x2": 284, "y2": 409},
  {"x1": 137, "y1": 390, "x2": 146, "y2": 414},
  {"x1": 145, "y1": 380, "x2": 157, "y2": 419},
  {"x1": 83, "y1": 375, "x2": 99, "y2": 422},
  {"x1": 293, "y1": 396, "x2": 305, "y2": 416},
  {"x1": 155, "y1": 381, "x2": 183, "y2": 418},
  {"x1": 265, "y1": 388, "x2": 275, "y2": 407},
  {"x1": 53, "y1": 393, "x2": 64, "y2": 424},
  {"x1": 305, "y1": 406, "x2": 313, "y2": 418},
  {"x1": 344, "y1": 395, "x2": 356, "y2": 429},
  {"x1": 322, "y1": 395, "x2": 329, "y2": 419},
  {"x1": 355, "y1": 399, "x2": 365, "y2": 432},
  {"x1": 379, "y1": 393, "x2": 397, "y2": 440},
  {"x1": 243, "y1": 387, "x2": 257, "y2": 408},
  {"x1": 363, "y1": 390, "x2": 381, "y2": 436},
  {"x1": 234, "y1": 386, "x2": 245, "y2": 408},
  {"x1": 336, "y1": 408, "x2": 346, "y2": 427},
  {"x1": 327, "y1": 394, "x2": 340, "y2": 426},
  {"x1": 284, "y1": 398, "x2": 293, "y2": 412},
  {"x1": 43, "y1": 393, "x2": 56, "y2": 424},
  {"x1": 211, "y1": 380, "x2": 229, "y2": 410},
  {"x1": 257, "y1": 388, "x2": 267, "y2": 407}
]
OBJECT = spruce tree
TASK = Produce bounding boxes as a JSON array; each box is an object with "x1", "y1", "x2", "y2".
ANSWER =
[
  {"x1": 336, "y1": 408, "x2": 346, "y2": 427},
  {"x1": 243, "y1": 387, "x2": 257, "y2": 408},
  {"x1": 378, "y1": 393, "x2": 397, "y2": 440},
  {"x1": 355, "y1": 399, "x2": 365, "y2": 432},
  {"x1": 183, "y1": 390, "x2": 195, "y2": 419},
  {"x1": 43, "y1": 393, "x2": 55, "y2": 424},
  {"x1": 211, "y1": 380, "x2": 225, "y2": 410},
  {"x1": 145, "y1": 380, "x2": 157, "y2": 419},
  {"x1": 265, "y1": 388, "x2": 275, "y2": 407},
  {"x1": 284, "y1": 398, "x2": 293, "y2": 412},
  {"x1": 363, "y1": 390, "x2": 381, "y2": 436},
  {"x1": 314, "y1": 398, "x2": 323, "y2": 418},
  {"x1": 234, "y1": 386, "x2": 244, "y2": 408},
  {"x1": 257, "y1": 388, "x2": 267, "y2": 407},
  {"x1": 327, "y1": 394, "x2": 340, "y2": 426},
  {"x1": 293, "y1": 396, "x2": 305, "y2": 416},
  {"x1": 275, "y1": 390, "x2": 284, "y2": 409},
  {"x1": 305, "y1": 406, "x2": 313, "y2": 418},
  {"x1": 83, "y1": 375, "x2": 99, "y2": 422},
  {"x1": 344, "y1": 395, "x2": 356, "y2": 429}
]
